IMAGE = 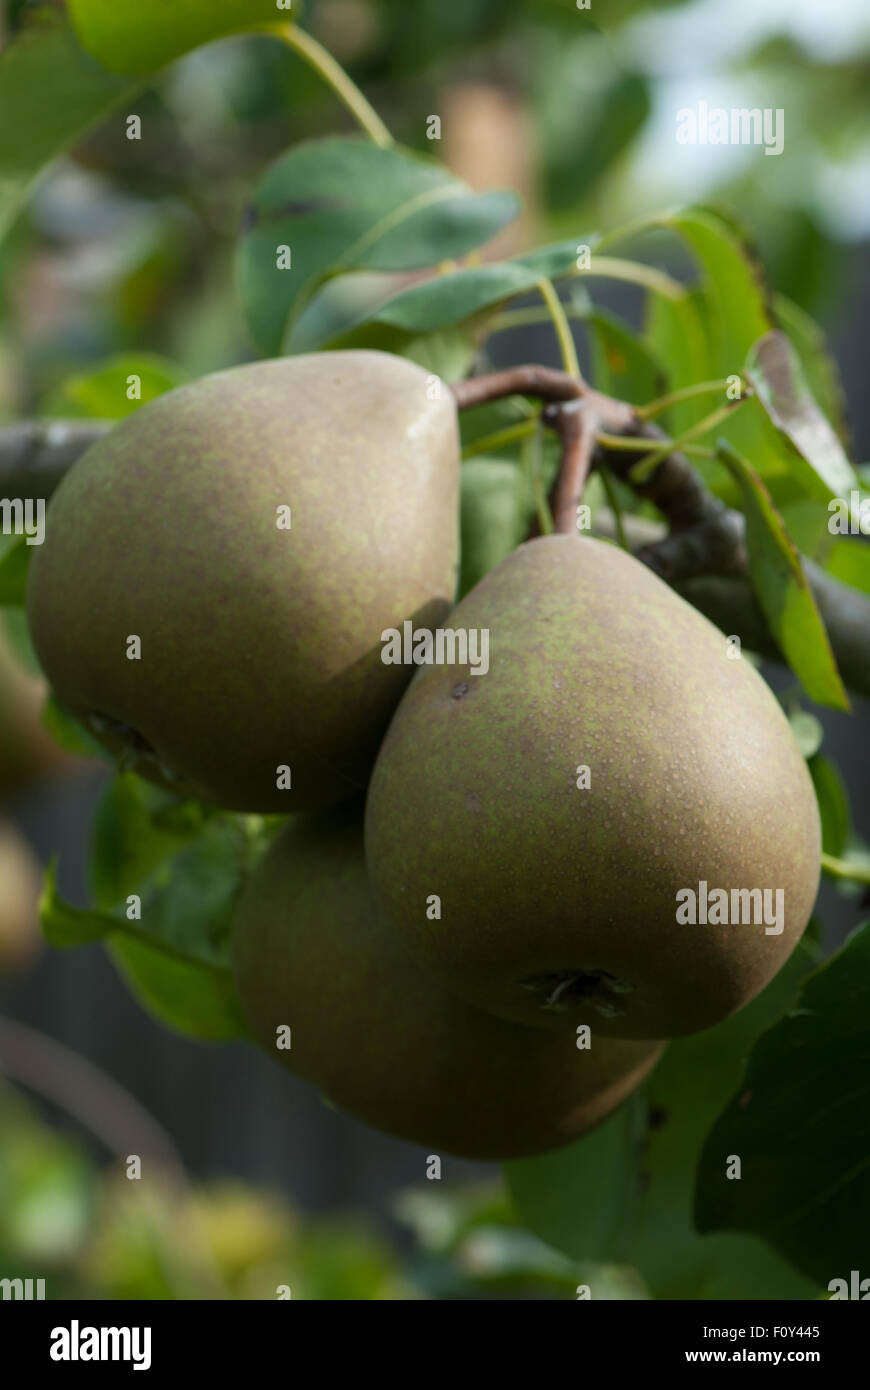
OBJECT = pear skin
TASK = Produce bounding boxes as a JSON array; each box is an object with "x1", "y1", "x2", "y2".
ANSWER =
[
  {"x1": 365, "y1": 535, "x2": 821, "y2": 1039},
  {"x1": 232, "y1": 806, "x2": 663, "y2": 1160},
  {"x1": 27, "y1": 351, "x2": 459, "y2": 812}
]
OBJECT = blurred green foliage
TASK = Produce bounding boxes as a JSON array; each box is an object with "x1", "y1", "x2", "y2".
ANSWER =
[{"x1": 0, "y1": 1085, "x2": 601, "y2": 1299}]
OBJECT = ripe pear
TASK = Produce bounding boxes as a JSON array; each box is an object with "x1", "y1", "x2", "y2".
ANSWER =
[
  {"x1": 27, "y1": 351, "x2": 459, "y2": 812},
  {"x1": 365, "y1": 535, "x2": 821, "y2": 1040},
  {"x1": 232, "y1": 806, "x2": 663, "y2": 1160},
  {"x1": 0, "y1": 821, "x2": 42, "y2": 976}
]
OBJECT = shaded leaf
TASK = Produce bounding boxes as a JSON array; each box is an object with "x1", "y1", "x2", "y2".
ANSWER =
[
  {"x1": 807, "y1": 755, "x2": 850, "y2": 858},
  {"x1": 0, "y1": 13, "x2": 130, "y2": 241},
  {"x1": 0, "y1": 535, "x2": 31, "y2": 605},
  {"x1": 695, "y1": 924, "x2": 870, "y2": 1287},
  {"x1": 506, "y1": 1094, "x2": 647, "y2": 1266}
]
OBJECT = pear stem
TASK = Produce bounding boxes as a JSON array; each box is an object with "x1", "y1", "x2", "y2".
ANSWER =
[{"x1": 543, "y1": 397, "x2": 599, "y2": 534}]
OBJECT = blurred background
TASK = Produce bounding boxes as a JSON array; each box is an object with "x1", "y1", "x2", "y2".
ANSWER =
[{"x1": 1, "y1": 0, "x2": 869, "y2": 1297}]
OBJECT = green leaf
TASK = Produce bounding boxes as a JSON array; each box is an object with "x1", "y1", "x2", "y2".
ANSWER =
[
  {"x1": 459, "y1": 396, "x2": 537, "y2": 452},
  {"x1": 666, "y1": 207, "x2": 770, "y2": 359},
  {"x1": 237, "y1": 136, "x2": 519, "y2": 354},
  {"x1": 0, "y1": 535, "x2": 32, "y2": 605},
  {"x1": 40, "y1": 811, "x2": 260, "y2": 1040},
  {"x1": 68, "y1": 0, "x2": 279, "y2": 77},
  {"x1": 0, "y1": 13, "x2": 131, "y2": 242},
  {"x1": 587, "y1": 308, "x2": 665, "y2": 406},
  {"x1": 41, "y1": 353, "x2": 188, "y2": 421},
  {"x1": 544, "y1": 72, "x2": 650, "y2": 211},
  {"x1": 459, "y1": 459, "x2": 535, "y2": 597},
  {"x1": 535, "y1": 31, "x2": 649, "y2": 212},
  {"x1": 772, "y1": 294, "x2": 850, "y2": 446},
  {"x1": 778, "y1": 497, "x2": 833, "y2": 563},
  {"x1": 41, "y1": 864, "x2": 118, "y2": 948},
  {"x1": 41, "y1": 697, "x2": 109, "y2": 760},
  {"x1": 695, "y1": 923, "x2": 870, "y2": 1286},
  {"x1": 376, "y1": 261, "x2": 543, "y2": 334},
  {"x1": 370, "y1": 241, "x2": 581, "y2": 338},
  {"x1": 716, "y1": 441, "x2": 848, "y2": 710},
  {"x1": 107, "y1": 933, "x2": 245, "y2": 1041},
  {"x1": 90, "y1": 774, "x2": 207, "y2": 911},
  {"x1": 745, "y1": 331, "x2": 860, "y2": 511},
  {"x1": 660, "y1": 209, "x2": 798, "y2": 495},
  {"x1": 506, "y1": 1095, "x2": 648, "y2": 1266},
  {"x1": 644, "y1": 288, "x2": 713, "y2": 435},
  {"x1": 824, "y1": 536, "x2": 870, "y2": 595},
  {"x1": 807, "y1": 756, "x2": 850, "y2": 858}
]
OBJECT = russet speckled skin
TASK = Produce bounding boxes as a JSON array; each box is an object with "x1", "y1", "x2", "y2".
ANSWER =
[
  {"x1": 232, "y1": 805, "x2": 663, "y2": 1160},
  {"x1": 365, "y1": 534, "x2": 821, "y2": 1040},
  {"x1": 26, "y1": 351, "x2": 460, "y2": 812}
]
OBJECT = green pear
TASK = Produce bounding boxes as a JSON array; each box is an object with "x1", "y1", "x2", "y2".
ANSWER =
[
  {"x1": 232, "y1": 806, "x2": 663, "y2": 1160},
  {"x1": 27, "y1": 351, "x2": 459, "y2": 812},
  {"x1": 365, "y1": 535, "x2": 821, "y2": 1039}
]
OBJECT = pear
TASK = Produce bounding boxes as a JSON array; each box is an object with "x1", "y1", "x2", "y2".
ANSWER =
[
  {"x1": 232, "y1": 806, "x2": 663, "y2": 1160},
  {"x1": 27, "y1": 351, "x2": 459, "y2": 812},
  {"x1": 365, "y1": 535, "x2": 821, "y2": 1040}
]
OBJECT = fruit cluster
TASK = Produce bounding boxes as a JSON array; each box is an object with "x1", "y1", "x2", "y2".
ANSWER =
[{"x1": 26, "y1": 351, "x2": 821, "y2": 1159}]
